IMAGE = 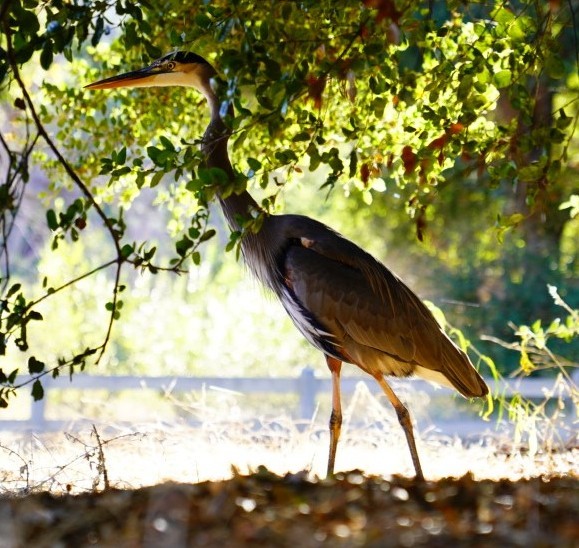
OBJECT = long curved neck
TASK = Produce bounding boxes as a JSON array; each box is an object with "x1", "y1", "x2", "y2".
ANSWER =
[{"x1": 202, "y1": 88, "x2": 259, "y2": 232}]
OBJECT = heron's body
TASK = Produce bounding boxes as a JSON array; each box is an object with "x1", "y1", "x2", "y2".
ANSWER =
[
  {"x1": 240, "y1": 207, "x2": 485, "y2": 395},
  {"x1": 87, "y1": 51, "x2": 488, "y2": 479}
]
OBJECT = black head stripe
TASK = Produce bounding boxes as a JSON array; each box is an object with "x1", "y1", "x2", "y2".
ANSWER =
[{"x1": 162, "y1": 51, "x2": 210, "y2": 65}]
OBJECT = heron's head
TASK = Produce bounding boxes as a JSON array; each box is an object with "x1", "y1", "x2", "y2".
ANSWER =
[{"x1": 85, "y1": 51, "x2": 216, "y2": 94}]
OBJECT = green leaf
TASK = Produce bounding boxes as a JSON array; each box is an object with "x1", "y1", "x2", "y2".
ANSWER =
[
  {"x1": 46, "y1": 209, "x2": 58, "y2": 231},
  {"x1": 147, "y1": 146, "x2": 163, "y2": 165},
  {"x1": 121, "y1": 244, "x2": 134, "y2": 258},
  {"x1": 506, "y1": 213, "x2": 525, "y2": 226},
  {"x1": 150, "y1": 171, "x2": 164, "y2": 188},
  {"x1": 549, "y1": 128, "x2": 566, "y2": 144},
  {"x1": 457, "y1": 75, "x2": 473, "y2": 101},
  {"x1": 199, "y1": 229, "x2": 216, "y2": 243},
  {"x1": 170, "y1": 28, "x2": 184, "y2": 47},
  {"x1": 195, "y1": 13, "x2": 212, "y2": 29},
  {"x1": 159, "y1": 135, "x2": 175, "y2": 151},
  {"x1": 6, "y1": 283, "x2": 21, "y2": 298},
  {"x1": 117, "y1": 146, "x2": 127, "y2": 165},
  {"x1": 144, "y1": 42, "x2": 162, "y2": 59},
  {"x1": 92, "y1": 16, "x2": 105, "y2": 47},
  {"x1": 124, "y1": 21, "x2": 138, "y2": 48},
  {"x1": 18, "y1": 7, "x2": 40, "y2": 36},
  {"x1": 31, "y1": 380, "x2": 44, "y2": 401},
  {"x1": 557, "y1": 109, "x2": 573, "y2": 129},
  {"x1": 28, "y1": 356, "x2": 45, "y2": 374},
  {"x1": 40, "y1": 41, "x2": 54, "y2": 70},
  {"x1": 559, "y1": 195, "x2": 579, "y2": 218},
  {"x1": 275, "y1": 149, "x2": 298, "y2": 163},
  {"x1": 260, "y1": 21, "x2": 269, "y2": 41},
  {"x1": 264, "y1": 59, "x2": 281, "y2": 80},
  {"x1": 175, "y1": 237, "x2": 193, "y2": 257},
  {"x1": 143, "y1": 246, "x2": 157, "y2": 261},
  {"x1": 349, "y1": 150, "x2": 358, "y2": 178},
  {"x1": 518, "y1": 164, "x2": 542, "y2": 183},
  {"x1": 292, "y1": 132, "x2": 311, "y2": 142},
  {"x1": 111, "y1": 166, "x2": 131, "y2": 178},
  {"x1": 493, "y1": 70, "x2": 512, "y2": 89},
  {"x1": 546, "y1": 54, "x2": 565, "y2": 80},
  {"x1": 372, "y1": 97, "x2": 386, "y2": 117},
  {"x1": 8, "y1": 368, "x2": 18, "y2": 384},
  {"x1": 247, "y1": 158, "x2": 262, "y2": 171}
]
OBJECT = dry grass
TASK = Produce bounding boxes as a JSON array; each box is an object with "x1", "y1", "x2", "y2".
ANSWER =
[{"x1": 1, "y1": 401, "x2": 576, "y2": 495}]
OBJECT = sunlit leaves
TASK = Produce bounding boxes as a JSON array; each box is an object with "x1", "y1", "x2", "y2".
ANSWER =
[
  {"x1": 493, "y1": 70, "x2": 512, "y2": 89},
  {"x1": 559, "y1": 194, "x2": 579, "y2": 218},
  {"x1": 2, "y1": 0, "x2": 578, "y2": 407},
  {"x1": 491, "y1": 5, "x2": 536, "y2": 43},
  {"x1": 1, "y1": 1, "x2": 119, "y2": 78},
  {"x1": 147, "y1": 136, "x2": 177, "y2": 168},
  {"x1": 513, "y1": 287, "x2": 579, "y2": 376}
]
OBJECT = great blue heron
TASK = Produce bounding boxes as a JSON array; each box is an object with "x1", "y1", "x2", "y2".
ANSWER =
[{"x1": 86, "y1": 51, "x2": 488, "y2": 480}]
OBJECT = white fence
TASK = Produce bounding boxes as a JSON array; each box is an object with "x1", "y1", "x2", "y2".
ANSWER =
[{"x1": 2, "y1": 368, "x2": 576, "y2": 436}]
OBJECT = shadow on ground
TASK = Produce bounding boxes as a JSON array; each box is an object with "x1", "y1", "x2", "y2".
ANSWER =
[{"x1": 0, "y1": 469, "x2": 577, "y2": 547}]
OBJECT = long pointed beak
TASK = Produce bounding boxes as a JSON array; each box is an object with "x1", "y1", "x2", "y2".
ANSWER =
[{"x1": 85, "y1": 65, "x2": 165, "y2": 90}]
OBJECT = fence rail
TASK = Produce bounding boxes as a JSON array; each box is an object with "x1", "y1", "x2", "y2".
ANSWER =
[{"x1": 3, "y1": 368, "x2": 576, "y2": 434}]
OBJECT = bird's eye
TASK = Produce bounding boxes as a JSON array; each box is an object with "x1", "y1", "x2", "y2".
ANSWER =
[{"x1": 166, "y1": 61, "x2": 176, "y2": 71}]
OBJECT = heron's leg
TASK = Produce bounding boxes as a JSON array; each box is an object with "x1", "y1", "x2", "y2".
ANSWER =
[
  {"x1": 374, "y1": 374, "x2": 425, "y2": 481},
  {"x1": 326, "y1": 356, "x2": 342, "y2": 477}
]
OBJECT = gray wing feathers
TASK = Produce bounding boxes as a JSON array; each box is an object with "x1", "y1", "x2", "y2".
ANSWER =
[{"x1": 283, "y1": 229, "x2": 487, "y2": 398}]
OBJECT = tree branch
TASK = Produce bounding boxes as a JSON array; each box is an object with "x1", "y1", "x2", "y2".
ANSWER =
[{"x1": 3, "y1": 22, "x2": 125, "y2": 365}]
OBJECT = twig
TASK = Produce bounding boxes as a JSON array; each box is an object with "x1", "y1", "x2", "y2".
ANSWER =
[
  {"x1": 92, "y1": 424, "x2": 110, "y2": 491},
  {"x1": 0, "y1": 442, "x2": 30, "y2": 493}
]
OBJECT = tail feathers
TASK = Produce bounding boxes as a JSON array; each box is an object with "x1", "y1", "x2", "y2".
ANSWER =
[
  {"x1": 441, "y1": 341, "x2": 488, "y2": 398},
  {"x1": 415, "y1": 336, "x2": 489, "y2": 398}
]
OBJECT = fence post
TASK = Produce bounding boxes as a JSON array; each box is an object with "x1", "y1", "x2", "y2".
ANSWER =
[
  {"x1": 298, "y1": 366, "x2": 317, "y2": 420},
  {"x1": 30, "y1": 391, "x2": 47, "y2": 430}
]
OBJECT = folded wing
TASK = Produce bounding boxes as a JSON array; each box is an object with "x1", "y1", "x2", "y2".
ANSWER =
[{"x1": 279, "y1": 223, "x2": 487, "y2": 398}]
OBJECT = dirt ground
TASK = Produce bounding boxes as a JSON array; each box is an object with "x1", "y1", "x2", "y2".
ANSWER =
[{"x1": 0, "y1": 469, "x2": 577, "y2": 547}]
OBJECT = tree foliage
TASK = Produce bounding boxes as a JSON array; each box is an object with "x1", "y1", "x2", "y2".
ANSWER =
[{"x1": 0, "y1": 0, "x2": 577, "y2": 407}]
